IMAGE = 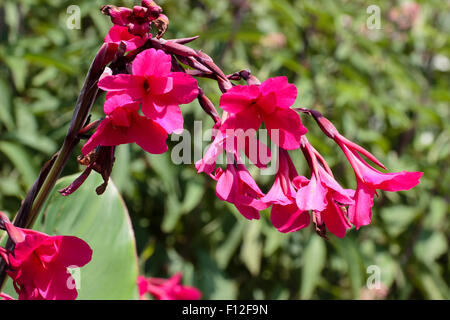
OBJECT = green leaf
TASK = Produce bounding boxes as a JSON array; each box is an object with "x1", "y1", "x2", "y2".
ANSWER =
[
  {"x1": 300, "y1": 236, "x2": 326, "y2": 299},
  {"x1": 0, "y1": 141, "x2": 37, "y2": 187},
  {"x1": 3, "y1": 173, "x2": 139, "y2": 300},
  {"x1": 240, "y1": 221, "x2": 262, "y2": 276}
]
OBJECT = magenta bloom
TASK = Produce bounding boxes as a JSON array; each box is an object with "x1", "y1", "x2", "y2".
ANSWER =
[
  {"x1": 98, "y1": 48, "x2": 198, "y2": 134},
  {"x1": 104, "y1": 25, "x2": 148, "y2": 51},
  {"x1": 262, "y1": 149, "x2": 310, "y2": 233},
  {"x1": 214, "y1": 163, "x2": 268, "y2": 220},
  {"x1": 138, "y1": 273, "x2": 201, "y2": 300},
  {"x1": 293, "y1": 138, "x2": 354, "y2": 238},
  {"x1": 219, "y1": 77, "x2": 307, "y2": 150},
  {"x1": 81, "y1": 94, "x2": 168, "y2": 155},
  {"x1": 2, "y1": 222, "x2": 92, "y2": 300},
  {"x1": 335, "y1": 134, "x2": 423, "y2": 229}
]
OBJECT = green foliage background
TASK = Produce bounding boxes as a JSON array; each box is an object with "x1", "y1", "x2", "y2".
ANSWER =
[{"x1": 0, "y1": 0, "x2": 448, "y2": 299}]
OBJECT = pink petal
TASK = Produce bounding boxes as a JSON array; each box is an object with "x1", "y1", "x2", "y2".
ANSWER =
[
  {"x1": 148, "y1": 76, "x2": 173, "y2": 95},
  {"x1": 235, "y1": 204, "x2": 261, "y2": 220},
  {"x1": 219, "y1": 85, "x2": 260, "y2": 114},
  {"x1": 130, "y1": 116, "x2": 169, "y2": 154},
  {"x1": 260, "y1": 76, "x2": 297, "y2": 109},
  {"x1": 103, "y1": 94, "x2": 138, "y2": 114},
  {"x1": 132, "y1": 48, "x2": 172, "y2": 77},
  {"x1": 141, "y1": 96, "x2": 184, "y2": 134},
  {"x1": 216, "y1": 166, "x2": 236, "y2": 202},
  {"x1": 173, "y1": 286, "x2": 202, "y2": 300},
  {"x1": 56, "y1": 236, "x2": 93, "y2": 268},
  {"x1": 271, "y1": 203, "x2": 310, "y2": 233},
  {"x1": 98, "y1": 74, "x2": 144, "y2": 99},
  {"x1": 81, "y1": 118, "x2": 132, "y2": 155},
  {"x1": 157, "y1": 72, "x2": 199, "y2": 105},
  {"x1": 264, "y1": 108, "x2": 307, "y2": 150},
  {"x1": 295, "y1": 175, "x2": 328, "y2": 212},
  {"x1": 236, "y1": 164, "x2": 265, "y2": 197},
  {"x1": 321, "y1": 201, "x2": 351, "y2": 238},
  {"x1": 104, "y1": 25, "x2": 147, "y2": 51},
  {"x1": 262, "y1": 176, "x2": 292, "y2": 205},
  {"x1": 220, "y1": 107, "x2": 263, "y2": 133},
  {"x1": 348, "y1": 180, "x2": 375, "y2": 229}
]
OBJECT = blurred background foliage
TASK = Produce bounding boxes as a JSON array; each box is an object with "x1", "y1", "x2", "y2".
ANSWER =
[{"x1": 0, "y1": 0, "x2": 449, "y2": 299}]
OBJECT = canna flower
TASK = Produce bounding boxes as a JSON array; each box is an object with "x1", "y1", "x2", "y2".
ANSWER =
[
  {"x1": 81, "y1": 94, "x2": 168, "y2": 155},
  {"x1": 138, "y1": 273, "x2": 201, "y2": 300},
  {"x1": 219, "y1": 76, "x2": 307, "y2": 150},
  {"x1": 337, "y1": 136, "x2": 422, "y2": 229},
  {"x1": 214, "y1": 163, "x2": 268, "y2": 220},
  {"x1": 104, "y1": 25, "x2": 149, "y2": 52},
  {"x1": 262, "y1": 149, "x2": 310, "y2": 233},
  {"x1": 0, "y1": 214, "x2": 92, "y2": 300},
  {"x1": 98, "y1": 48, "x2": 198, "y2": 134},
  {"x1": 311, "y1": 113, "x2": 423, "y2": 229},
  {"x1": 293, "y1": 137, "x2": 354, "y2": 238}
]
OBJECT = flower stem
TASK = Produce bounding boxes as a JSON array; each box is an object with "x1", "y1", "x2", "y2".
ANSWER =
[{"x1": 0, "y1": 43, "x2": 114, "y2": 291}]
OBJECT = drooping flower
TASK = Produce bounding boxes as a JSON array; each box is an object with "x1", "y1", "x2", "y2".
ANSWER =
[
  {"x1": 219, "y1": 77, "x2": 307, "y2": 150},
  {"x1": 335, "y1": 135, "x2": 423, "y2": 229},
  {"x1": 305, "y1": 112, "x2": 423, "y2": 230},
  {"x1": 81, "y1": 94, "x2": 168, "y2": 155},
  {"x1": 104, "y1": 25, "x2": 149, "y2": 52},
  {"x1": 293, "y1": 137, "x2": 354, "y2": 238},
  {"x1": 0, "y1": 216, "x2": 92, "y2": 300},
  {"x1": 262, "y1": 148, "x2": 310, "y2": 233},
  {"x1": 138, "y1": 273, "x2": 201, "y2": 300},
  {"x1": 214, "y1": 163, "x2": 268, "y2": 220},
  {"x1": 98, "y1": 48, "x2": 198, "y2": 134}
]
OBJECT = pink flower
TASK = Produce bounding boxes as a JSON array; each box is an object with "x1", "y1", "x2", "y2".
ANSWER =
[
  {"x1": 219, "y1": 77, "x2": 307, "y2": 150},
  {"x1": 293, "y1": 137, "x2": 354, "y2": 238},
  {"x1": 98, "y1": 48, "x2": 198, "y2": 134},
  {"x1": 1, "y1": 220, "x2": 92, "y2": 300},
  {"x1": 214, "y1": 163, "x2": 268, "y2": 220},
  {"x1": 138, "y1": 273, "x2": 201, "y2": 300},
  {"x1": 81, "y1": 94, "x2": 168, "y2": 155},
  {"x1": 262, "y1": 149, "x2": 310, "y2": 233},
  {"x1": 335, "y1": 134, "x2": 423, "y2": 229},
  {"x1": 308, "y1": 113, "x2": 423, "y2": 230},
  {"x1": 104, "y1": 25, "x2": 148, "y2": 51}
]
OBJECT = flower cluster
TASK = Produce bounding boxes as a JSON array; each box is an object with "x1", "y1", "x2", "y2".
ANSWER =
[
  {"x1": 0, "y1": 212, "x2": 92, "y2": 300},
  {"x1": 196, "y1": 78, "x2": 422, "y2": 238},
  {"x1": 74, "y1": 2, "x2": 422, "y2": 238},
  {"x1": 138, "y1": 273, "x2": 201, "y2": 300}
]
